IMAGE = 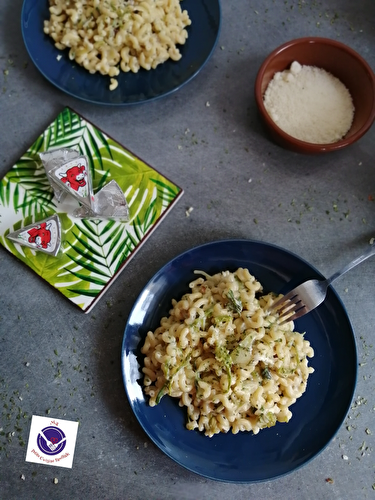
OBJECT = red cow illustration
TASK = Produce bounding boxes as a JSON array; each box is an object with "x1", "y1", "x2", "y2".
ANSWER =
[
  {"x1": 27, "y1": 222, "x2": 51, "y2": 249},
  {"x1": 60, "y1": 165, "x2": 86, "y2": 191}
]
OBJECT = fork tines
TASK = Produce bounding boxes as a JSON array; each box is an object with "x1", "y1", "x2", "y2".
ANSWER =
[{"x1": 269, "y1": 292, "x2": 308, "y2": 324}]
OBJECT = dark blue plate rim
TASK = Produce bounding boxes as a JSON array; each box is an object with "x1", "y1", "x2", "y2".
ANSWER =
[
  {"x1": 21, "y1": 0, "x2": 222, "y2": 105},
  {"x1": 121, "y1": 239, "x2": 357, "y2": 483}
]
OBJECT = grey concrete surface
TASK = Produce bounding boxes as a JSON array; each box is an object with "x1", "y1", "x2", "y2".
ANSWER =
[{"x1": 1, "y1": 1, "x2": 375, "y2": 499}]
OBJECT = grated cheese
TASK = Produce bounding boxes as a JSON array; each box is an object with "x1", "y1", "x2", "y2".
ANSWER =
[{"x1": 264, "y1": 61, "x2": 354, "y2": 144}]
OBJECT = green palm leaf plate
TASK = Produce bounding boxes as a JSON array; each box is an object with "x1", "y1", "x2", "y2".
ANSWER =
[{"x1": 0, "y1": 107, "x2": 183, "y2": 312}]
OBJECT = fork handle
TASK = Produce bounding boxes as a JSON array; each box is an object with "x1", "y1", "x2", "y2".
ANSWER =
[{"x1": 326, "y1": 242, "x2": 375, "y2": 286}]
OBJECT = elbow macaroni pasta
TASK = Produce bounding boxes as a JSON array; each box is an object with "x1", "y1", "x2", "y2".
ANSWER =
[
  {"x1": 44, "y1": 0, "x2": 192, "y2": 90},
  {"x1": 141, "y1": 268, "x2": 314, "y2": 437}
]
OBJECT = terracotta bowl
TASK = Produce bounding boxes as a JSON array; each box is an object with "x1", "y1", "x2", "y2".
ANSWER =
[{"x1": 254, "y1": 37, "x2": 375, "y2": 154}]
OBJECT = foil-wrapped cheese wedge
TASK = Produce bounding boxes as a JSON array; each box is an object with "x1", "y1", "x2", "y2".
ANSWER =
[
  {"x1": 39, "y1": 148, "x2": 81, "y2": 202},
  {"x1": 6, "y1": 214, "x2": 62, "y2": 256},
  {"x1": 49, "y1": 155, "x2": 94, "y2": 208}
]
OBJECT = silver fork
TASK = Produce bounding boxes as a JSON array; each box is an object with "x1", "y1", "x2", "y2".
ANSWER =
[{"x1": 269, "y1": 241, "x2": 375, "y2": 324}]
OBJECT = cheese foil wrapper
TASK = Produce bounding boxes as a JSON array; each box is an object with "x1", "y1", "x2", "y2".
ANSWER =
[
  {"x1": 73, "y1": 180, "x2": 129, "y2": 221},
  {"x1": 39, "y1": 148, "x2": 80, "y2": 202},
  {"x1": 39, "y1": 149, "x2": 128, "y2": 221},
  {"x1": 6, "y1": 214, "x2": 62, "y2": 256},
  {"x1": 49, "y1": 155, "x2": 94, "y2": 209}
]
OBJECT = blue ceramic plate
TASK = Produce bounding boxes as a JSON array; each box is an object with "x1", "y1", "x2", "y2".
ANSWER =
[
  {"x1": 21, "y1": 0, "x2": 221, "y2": 105},
  {"x1": 121, "y1": 239, "x2": 357, "y2": 483}
]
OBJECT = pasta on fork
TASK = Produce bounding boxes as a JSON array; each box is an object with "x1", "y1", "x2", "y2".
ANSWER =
[
  {"x1": 141, "y1": 268, "x2": 314, "y2": 437},
  {"x1": 44, "y1": 0, "x2": 192, "y2": 90}
]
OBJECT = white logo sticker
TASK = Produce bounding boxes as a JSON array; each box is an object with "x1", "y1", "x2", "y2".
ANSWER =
[{"x1": 25, "y1": 416, "x2": 79, "y2": 469}]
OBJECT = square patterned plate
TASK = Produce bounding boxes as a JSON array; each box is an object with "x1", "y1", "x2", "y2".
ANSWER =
[{"x1": 0, "y1": 107, "x2": 183, "y2": 312}]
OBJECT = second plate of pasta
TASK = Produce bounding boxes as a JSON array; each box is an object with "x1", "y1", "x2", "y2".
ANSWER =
[
  {"x1": 21, "y1": 0, "x2": 221, "y2": 105},
  {"x1": 121, "y1": 239, "x2": 357, "y2": 483}
]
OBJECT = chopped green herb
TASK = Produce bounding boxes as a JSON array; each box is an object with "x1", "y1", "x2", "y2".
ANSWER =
[
  {"x1": 213, "y1": 315, "x2": 232, "y2": 327},
  {"x1": 155, "y1": 354, "x2": 191, "y2": 404},
  {"x1": 262, "y1": 367, "x2": 272, "y2": 380},
  {"x1": 226, "y1": 290, "x2": 242, "y2": 314},
  {"x1": 156, "y1": 384, "x2": 168, "y2": 405}
]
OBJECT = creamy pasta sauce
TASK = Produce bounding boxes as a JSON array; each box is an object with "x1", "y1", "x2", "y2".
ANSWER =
[{"x1": 141, "y1": 268, "x2": 314, "y2": 437}]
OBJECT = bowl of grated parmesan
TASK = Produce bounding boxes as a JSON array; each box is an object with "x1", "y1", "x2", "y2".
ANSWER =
[{"x1": 254, "y1": 37, "x2": 375, "y2": 154}]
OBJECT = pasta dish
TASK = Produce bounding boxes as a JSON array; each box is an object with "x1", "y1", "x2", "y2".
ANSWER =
[
  {"x1": 44, "y1": 0, "x2": 192, "y2": 90},
  {"x1": 141, "y1": 268, "x2": 314, "y2": 437}
]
